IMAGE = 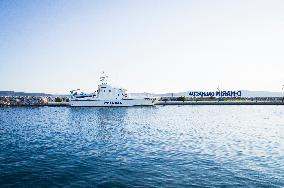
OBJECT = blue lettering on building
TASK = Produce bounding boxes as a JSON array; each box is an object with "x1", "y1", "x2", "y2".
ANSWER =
[{"x1": 189, "y1": 90, "x2": 241, "y2": 97}]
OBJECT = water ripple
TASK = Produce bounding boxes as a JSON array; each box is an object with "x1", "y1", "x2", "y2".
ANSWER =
[{"x1": 0, "y1": 106, "x2": 283, "y2": 187}]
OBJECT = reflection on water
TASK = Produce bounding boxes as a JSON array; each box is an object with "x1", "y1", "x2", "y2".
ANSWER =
[
  {"x1": 67, "y1": 107, "x2": 128, "y2": 143},
  {"x1": 0, "y1": 106, "x2": 283, "y2": 187}
]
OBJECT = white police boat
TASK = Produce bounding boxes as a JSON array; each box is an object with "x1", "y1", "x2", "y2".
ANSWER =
[{"x1": 69, "y1": 73, "x2": 158, "y2": 107}]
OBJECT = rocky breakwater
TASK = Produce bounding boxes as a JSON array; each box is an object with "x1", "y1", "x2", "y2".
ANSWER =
[{"x1": 0, "y1": 96, "x2": 49, "y2": 106}]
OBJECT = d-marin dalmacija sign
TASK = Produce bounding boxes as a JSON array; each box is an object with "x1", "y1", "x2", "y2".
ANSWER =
[{"x1": 188, "y1": 90, "x2": 242, "y2": 97}]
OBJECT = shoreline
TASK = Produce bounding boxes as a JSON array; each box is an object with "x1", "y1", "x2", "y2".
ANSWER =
[
  {"x1": 1, "y1": 96, "x2": 283, "y2": 107},
  {"x1": 1, "y1": 101, "x2": 284, "y2": 107}
]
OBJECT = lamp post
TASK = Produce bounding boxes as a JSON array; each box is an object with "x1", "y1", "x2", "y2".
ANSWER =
[
  {"x1": 282, "y1": 85, "x2": 284, "y2": 103},
  {"x1": 217, "y1": 85, "x2": 220, "y2": 102}
]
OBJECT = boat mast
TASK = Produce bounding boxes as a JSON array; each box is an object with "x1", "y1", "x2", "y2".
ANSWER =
[{"x1": 99, "y1": 71, "x2": 109, "y2": 85}]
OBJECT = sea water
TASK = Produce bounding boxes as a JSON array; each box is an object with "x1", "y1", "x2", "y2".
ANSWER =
[{"x1": 0, "y1": 106, "x2": 283, "y2": 187}]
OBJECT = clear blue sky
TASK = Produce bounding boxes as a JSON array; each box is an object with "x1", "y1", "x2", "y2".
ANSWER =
[{"x1": 1, "y1": 0, "x2": 283, "y2": 94}]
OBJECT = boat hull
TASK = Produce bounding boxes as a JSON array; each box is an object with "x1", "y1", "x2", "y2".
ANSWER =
[{"x1": 69, "y1": 99, "x2": 157, "y2": 107}]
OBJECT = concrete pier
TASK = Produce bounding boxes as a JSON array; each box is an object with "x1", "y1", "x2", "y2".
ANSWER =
[
  {"x1": 156, "y1": 101, "x2": 284, "y2": 105},
  {"x1": 47, "y1": 102, "x2": 69, "y2": 106}
]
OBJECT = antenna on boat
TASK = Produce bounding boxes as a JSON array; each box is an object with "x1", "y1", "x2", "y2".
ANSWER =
[{"x1": 100, "y1": 71, "x2": 109, "y2": 84}]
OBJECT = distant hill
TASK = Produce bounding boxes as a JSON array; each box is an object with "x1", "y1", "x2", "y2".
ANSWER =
[
  {"x1": 156, "y1": 90, "x2": 284, "y2": 98},
  {"x1": 0, "y1": 91, "x2": 52, "y2": 96}
]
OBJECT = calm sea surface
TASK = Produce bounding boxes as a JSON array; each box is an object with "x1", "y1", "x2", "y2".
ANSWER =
[{"x1": 0, "y1": 106, "x2": 283, "y2": 187}]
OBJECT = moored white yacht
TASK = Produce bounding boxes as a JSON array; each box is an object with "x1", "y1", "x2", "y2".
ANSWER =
[{"x1": 69, "y1": 73, "x2": 158, "y2": 107}]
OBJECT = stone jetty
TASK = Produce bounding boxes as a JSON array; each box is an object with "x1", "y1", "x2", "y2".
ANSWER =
[{"x1": 0, "y1": 96, "x2": 49, "y2": 106}]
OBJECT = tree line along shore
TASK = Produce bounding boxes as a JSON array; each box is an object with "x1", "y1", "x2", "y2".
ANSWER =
[{"x1": 0, "y1": 96, "x2": 283, "y2": 107}]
